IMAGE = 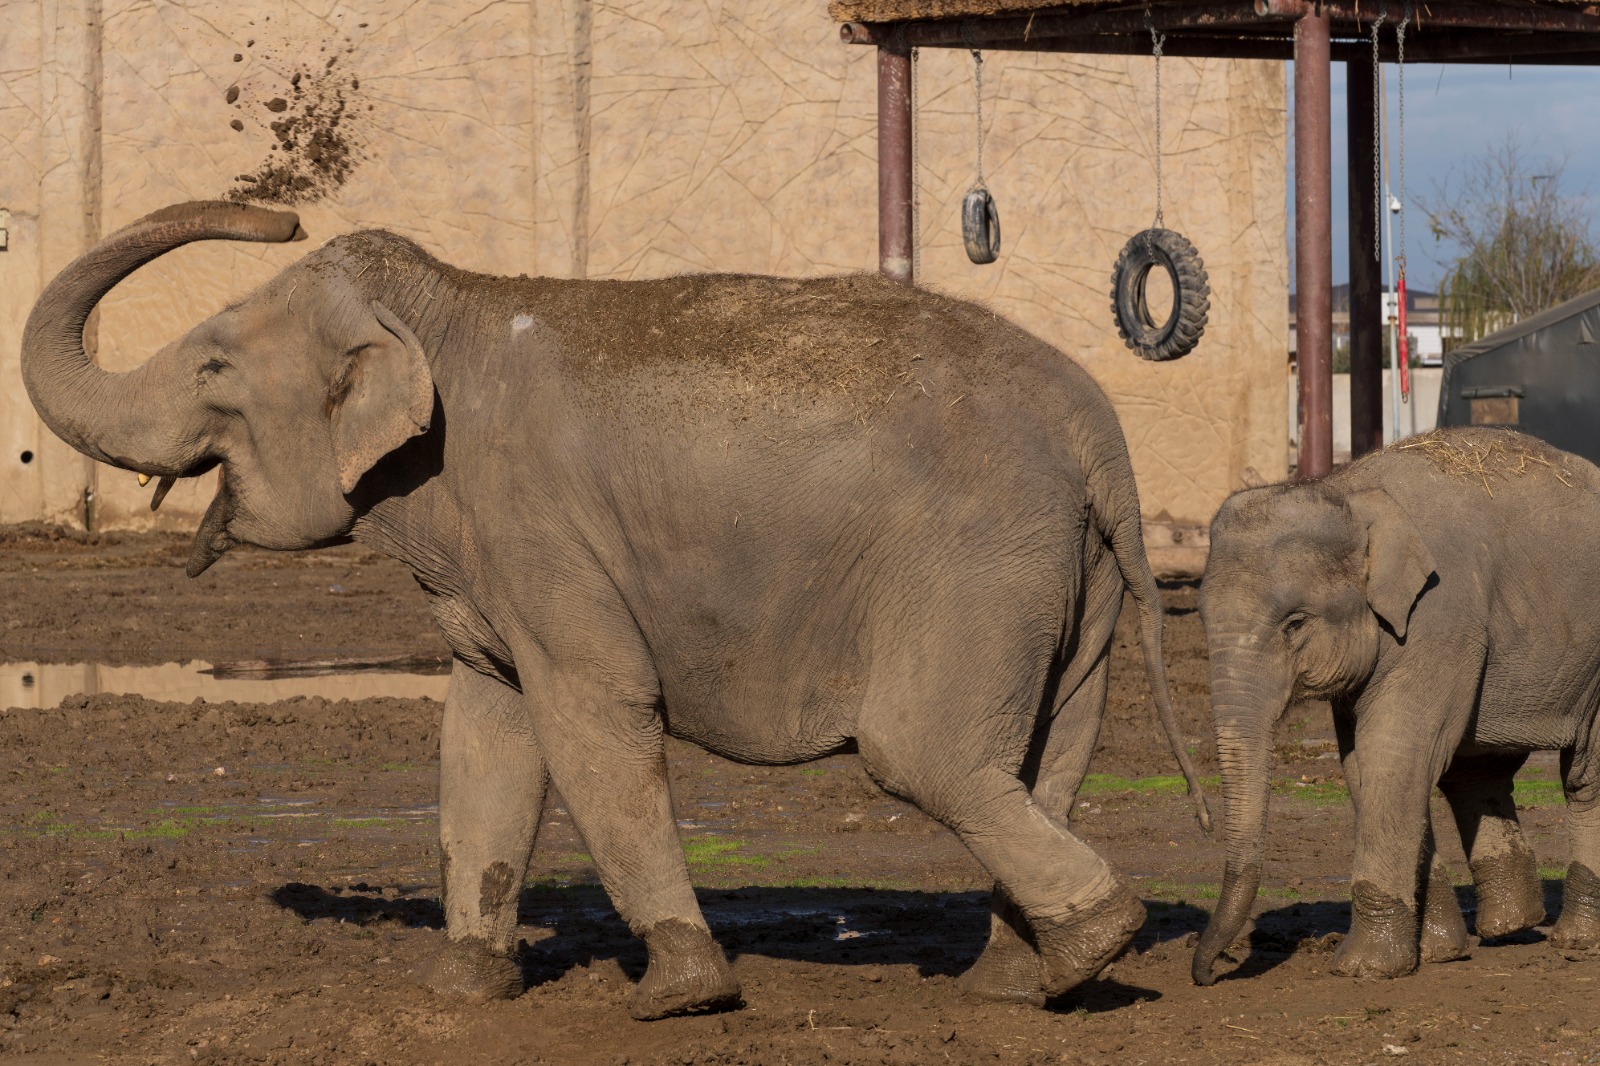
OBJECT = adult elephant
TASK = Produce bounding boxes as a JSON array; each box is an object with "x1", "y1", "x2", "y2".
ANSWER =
[
  {"x1": 23, "y1": 201, "x2": 1208, "y2": 1019},
  {"x1": 1192, "y1": 427, "x2": 1600, "y2": 987}
]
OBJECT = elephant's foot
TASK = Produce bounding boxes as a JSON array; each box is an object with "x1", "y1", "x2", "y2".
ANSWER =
[
  {"x1": 1331, "y1": 881, "x2": 1419, "y2": 979},
  {"x1": 1420, "y1": 867, "x2": 1471, "y2": 964},
  {"x1": 629, "y1": 919, "x2": 741, "y2": 1021},
  {"x1": 957, "y1": 922, "x2": 1045, "y2": 1006},
  {"x1": 1470, "y1": 843, "x2": 1546, "y2": 939},
  {"x1": 1033, "y1": 880, "x2": 1144, "y2": 997},
  {"x1": 420, "y1": 936, "x2": 524, "y2": 1001},
  {"x1": 1550, "y1": 862, "x2": 1600, "y2": 956}
]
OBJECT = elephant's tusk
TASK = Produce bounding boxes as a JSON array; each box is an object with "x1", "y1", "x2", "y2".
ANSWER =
[
  {"x1": 137, "y1": 473, "x2": 151, "y2": 487},
  {"x1": 150, "y1": 475, "x2": 177, "y2": 512}
]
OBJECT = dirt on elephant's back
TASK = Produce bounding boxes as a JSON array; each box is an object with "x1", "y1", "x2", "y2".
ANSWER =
[
  {"x1": 532, "y1": 272, "x2": 1036, "y2": 418},
  {"x1": 2, "y1": 537, "x2": 1598, "y2": 1064}
]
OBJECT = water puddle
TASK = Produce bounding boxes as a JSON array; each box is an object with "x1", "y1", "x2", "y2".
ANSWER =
[{"x1": 0, "y1": 659, "x2": 450, "y2": 710}]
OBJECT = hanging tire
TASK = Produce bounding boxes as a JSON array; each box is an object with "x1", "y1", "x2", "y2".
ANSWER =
[
  {"x1": 962, "y1": 187, "x2": 1001, "y2": 265},
  {"x1": 1110, "y1": 228, "x2": 1209, "y2": 361}
]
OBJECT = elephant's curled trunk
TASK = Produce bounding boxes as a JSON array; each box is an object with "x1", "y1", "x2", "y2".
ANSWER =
[{"x1": 21, "y1": 201, "x2": 305, "y2": 474}]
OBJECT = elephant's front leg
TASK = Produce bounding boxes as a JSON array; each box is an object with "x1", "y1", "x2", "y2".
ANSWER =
[
  {"x1": 1337, "y1": 709, "x2": 1470, "y2": 965},
  {"x1": 1330, "y1": 688, "x2": 1466, "y2": 980},
  {"x1": 1552, "y1": 724, "x2": 1600, "y2": 954},
  {"x1": 527, "y1": 667, "x2": 739, "y2": 1020},
  {"x1": 423, "y1": 660, "x2": 547, "y2": 1000},
  {"x1": 1439, "y1": 753, "x2": 1544, "y2": 939}
]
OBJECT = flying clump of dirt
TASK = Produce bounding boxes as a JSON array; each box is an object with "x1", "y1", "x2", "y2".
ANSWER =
[{"x1": 223, "y1": 31, "x2": 369, "y2": 206}]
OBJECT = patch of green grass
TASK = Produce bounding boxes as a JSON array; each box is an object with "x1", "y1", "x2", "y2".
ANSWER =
[
  {"x1": 682, "y1": 837, "x2": 769, "y2": 869},
  {"x1": 1273, "y1": 779, "x2": 1349, "y2": 806},
  {"x1": 330, "y1": 817, "x2": 405, "y2": 829},
  {"x1": 1540, "y1": 864, "x2": 1569, "y2": 881},
  {"x1": 550, "y1": 851, "x2": 593, "y2": 866},
  {"x1": 125, "y1": 819, "x2": 195, "y2": 840},
  {"x1": 799, "y1": 768, "x2": 827, "y2": 777},
  {"x1": 776, "y1": 875, "x2": 918, "y2": 891},
  {"x1": 1514, "y1": 778, "x2": 1565, "y2": 808},
  {"x1": 1080, "y1": 774, "x2": 1217, "y2": 796},
  {"x1": 378, "y1": 762, "x2": 417, "y2": 772},
  {"x1": 160, "y1": 806, "x2": 220, "y2": 816}
]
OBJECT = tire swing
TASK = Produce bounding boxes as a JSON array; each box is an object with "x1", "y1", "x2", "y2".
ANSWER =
[
  {"x1": 961, "y1": 44, "x2": 1000, "y2": 265},
  {"x1": 1110, "y1": 14, "x2": 1209, "y2": 361}
]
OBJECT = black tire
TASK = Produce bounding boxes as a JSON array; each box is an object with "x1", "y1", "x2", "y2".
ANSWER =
[
  {"x1": 1110, "y1": 228, "x2": 1209, "y2": 361},
  {"x1": 962, "y1": 187, "x2": 1001, "y2": 265}
]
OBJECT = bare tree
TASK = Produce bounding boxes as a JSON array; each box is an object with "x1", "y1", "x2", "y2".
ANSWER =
[{"x1": 1423, "y1": 136, "x2": 1600, "y2": 348}]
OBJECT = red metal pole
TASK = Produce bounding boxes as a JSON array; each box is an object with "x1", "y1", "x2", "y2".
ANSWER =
[
  {"x1": 878, "y1": 39, "x2": 914, "y2": 285},
  {"x1": 1346, "y1": 57, "x2": 1384, "y2": 458},
  {"x1": 1295, "y1": 9, "x2": 1333, "y2": 478}
]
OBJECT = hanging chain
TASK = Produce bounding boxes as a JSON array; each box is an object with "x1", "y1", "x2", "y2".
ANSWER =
[
  {"x1": 1371, "y1": 3, "x2": 1386, "y2": 262},
  {"x1": 911, "y1": 46, "x2": 921, "y2": 281},
  {"x1": 972, "y1": 48, "x2": 985, "y2": 188},
  {"x1": 1147, "y1": 2, "x2": 1166, "y2": 230},
  {"x1": 1396, "y1": 1, "x2": 1410, "y2": 275}
]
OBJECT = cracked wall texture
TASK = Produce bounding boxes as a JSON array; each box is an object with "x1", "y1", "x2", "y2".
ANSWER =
[{"x1": 2, "y1": 0, "x2": 1286, "y2": 537}]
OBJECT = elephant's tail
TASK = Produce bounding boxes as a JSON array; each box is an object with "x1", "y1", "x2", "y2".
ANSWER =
[{"x1": 1088, "y1": 429, "x2": 1214, "y2": 834}]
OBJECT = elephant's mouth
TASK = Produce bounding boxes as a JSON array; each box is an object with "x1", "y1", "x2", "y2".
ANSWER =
[{"x1": 186, "y1": 472, "x2": 238, "y2": 578}]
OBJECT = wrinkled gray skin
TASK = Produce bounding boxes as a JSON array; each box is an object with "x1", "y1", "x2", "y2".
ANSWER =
[
  {"x1": 1193, "y1": 427, "x2": 1600, "y2": 987},
  {"x1": 23, "y1": 202, "x2": 1211, "y2": 1019}
]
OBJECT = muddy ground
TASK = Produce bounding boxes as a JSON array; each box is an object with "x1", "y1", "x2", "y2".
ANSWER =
[{"x1": 2, "y1": 527, "x2": 1597, "y2": 1064}]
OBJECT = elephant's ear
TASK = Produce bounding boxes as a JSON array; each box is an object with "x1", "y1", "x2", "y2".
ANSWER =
[
  {"x1": 329, "y1": 301, "x2": 434, "y2": 495},
  {"x1": 1347, "y1": 487, "x2": 1436, "y2": 640}
]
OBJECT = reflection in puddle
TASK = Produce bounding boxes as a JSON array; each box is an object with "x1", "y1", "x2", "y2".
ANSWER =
[{"x1": 0, "y1": 660, "x2": 449, "y2": 710}]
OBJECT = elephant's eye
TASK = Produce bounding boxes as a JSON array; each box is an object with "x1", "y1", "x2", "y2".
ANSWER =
[
  {"x1": 198, "y1": 358, "x2": 228, "y2": 378},
  {"x1": 1283, "y1": 614, "x2": 1309, "y2": 637}
]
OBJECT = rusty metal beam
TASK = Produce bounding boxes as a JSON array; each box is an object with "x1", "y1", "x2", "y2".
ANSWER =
[
  {"x1": 1295, "y1": 8, "x2": 1334, "y2": 480},
  {"x1": 849, "y1": 27, "x2": 1600, "y2": 68},
  {"x1": 840, "y1": 4, "x2": 1296, "y2": 49},
  {"x1": 878, "y1": 40, "x2": 914, "y2": 285},
  {"x1": 1255, "y1": 1, "x2": 1600, "y2": 33},
  {"x1": 1346, "y1": 58, "x2": 1383, "y2": 460},
  {"x1": 841, "y1": 1, "x2": 1600, "y2": 49}
]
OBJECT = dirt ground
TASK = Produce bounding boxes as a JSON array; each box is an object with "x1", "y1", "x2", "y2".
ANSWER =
[{"x1": 2, "y1": 527, "x2": 1597, "y2": 1065}]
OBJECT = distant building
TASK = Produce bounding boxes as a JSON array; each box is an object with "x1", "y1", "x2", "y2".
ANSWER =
[{"x1": 1289, "y1": 284, "x2": 1453, "y2": 366}]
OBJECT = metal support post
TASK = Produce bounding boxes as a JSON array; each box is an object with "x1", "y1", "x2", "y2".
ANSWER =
[
  {"x1": 1294, "y1": 10, "x2": 1333, "y2": 478},
  {"x1": 878, "y1": 38, "x2": 914, "y2": 285},
  {"x1": 1346, "y1": 58, "x2": 1383, "y2": 458}
]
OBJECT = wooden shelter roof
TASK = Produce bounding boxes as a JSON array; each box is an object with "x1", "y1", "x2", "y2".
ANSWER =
[
  {"x1": 830, "y1": 0, "x2": 1599, "y2": 22},
  {"x1": 831, "y1": 1, "x2": 1600, "y2": 66}
]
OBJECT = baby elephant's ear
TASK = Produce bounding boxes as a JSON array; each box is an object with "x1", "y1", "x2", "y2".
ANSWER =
[
  {"x1": 1346, "y1": 487, "x2": 1436, "y2": 640},
  {"x1": 329, "y1": 301, "x2": 435, "y2": 494}
]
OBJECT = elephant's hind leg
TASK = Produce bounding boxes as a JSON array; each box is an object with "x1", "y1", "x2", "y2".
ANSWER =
[
  {"x1": 958, "y1": 653, "x2": 1112, "y2": 1006},
  {"x1": 1439, "y1": 754, "x2": 1544, "y2": 940},
  {"x1": 858, "y1": 663, "x2": 1141, "y2": 1000},
  {"x1": 1552, "y1": 731, "x2": 1600, "y2": 954},
  {"x1": 423, "y1": 661, "x2": 547, "y2": 1001}
]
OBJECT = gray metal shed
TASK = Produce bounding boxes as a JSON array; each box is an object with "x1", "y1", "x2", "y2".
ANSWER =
[{"x1": 1438, "y1": 289, "x2": 1600, "y2": 464}]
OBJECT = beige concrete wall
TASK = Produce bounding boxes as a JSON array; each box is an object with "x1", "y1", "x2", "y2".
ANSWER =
[{"x1": 1, "y1": 0, "x2": 1287, "y2": 542}]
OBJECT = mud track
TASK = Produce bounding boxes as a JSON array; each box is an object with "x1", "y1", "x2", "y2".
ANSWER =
[{"x1": 2, "y1": 528, "x2": 1596, "y2": 1063}]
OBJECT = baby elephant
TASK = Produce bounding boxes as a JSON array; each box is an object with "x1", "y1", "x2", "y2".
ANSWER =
[{"x1": 1193, "y1": 427, "x2": 1600, "y2": 985}]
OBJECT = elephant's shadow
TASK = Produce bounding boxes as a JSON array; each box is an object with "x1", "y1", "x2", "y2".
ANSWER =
[
  {"x1": 270, "y1": 882, "x2": 1209, "y2": 1011},
  {"x1": 1211, "y1": 879, "x2": 1570, "y2": 982}
]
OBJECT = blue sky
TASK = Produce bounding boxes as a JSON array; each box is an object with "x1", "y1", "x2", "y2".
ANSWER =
[{"x1": 1291, "y1": 62, "x2": 1600, "y2": 290}]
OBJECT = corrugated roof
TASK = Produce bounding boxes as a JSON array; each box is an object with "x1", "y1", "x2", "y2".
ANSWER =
[{"x1": 1443, "y1": 287, "x2": 1600, "y2": 374}]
